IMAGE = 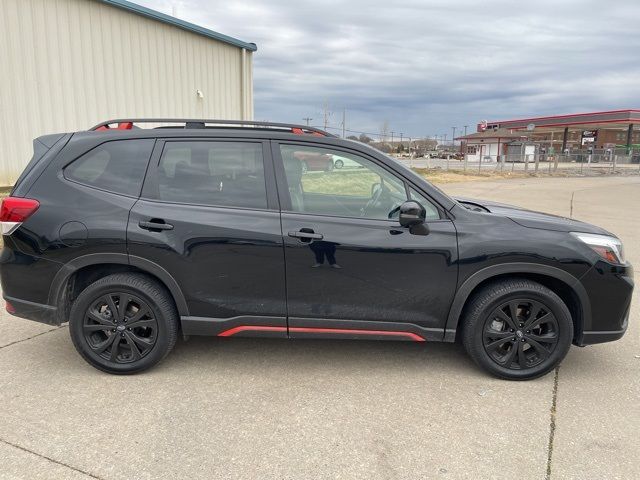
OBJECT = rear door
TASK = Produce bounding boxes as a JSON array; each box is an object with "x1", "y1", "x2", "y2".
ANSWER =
[{"x1": 128, "y1": 138, "x2": 287, "y2": 337}]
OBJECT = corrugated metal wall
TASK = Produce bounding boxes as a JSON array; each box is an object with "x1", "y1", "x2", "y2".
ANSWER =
[{"x1": 0, "y1": 0, "x2": 254, "y2": 186}]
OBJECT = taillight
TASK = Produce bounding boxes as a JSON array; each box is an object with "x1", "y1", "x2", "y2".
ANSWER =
[
  {"x1": 5, "y1": 301, "x2": 16, "y2": 314},
  {"x1": 0, "y1": 197, "x2": 40, "y2": 235}
]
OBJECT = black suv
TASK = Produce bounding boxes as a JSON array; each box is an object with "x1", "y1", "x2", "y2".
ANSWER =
[{"x1": 0, "y1": 119, "x2": 633, "y2": 379}]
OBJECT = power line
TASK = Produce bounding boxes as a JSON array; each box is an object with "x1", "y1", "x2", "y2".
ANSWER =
[{"x1": 318, "y1": 125, "x2": 439, "y2": 142}]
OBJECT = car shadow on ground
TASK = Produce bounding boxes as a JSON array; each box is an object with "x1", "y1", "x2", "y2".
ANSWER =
[{"x1": 162, "y1": 335, "x2": 483, "y2": 378}]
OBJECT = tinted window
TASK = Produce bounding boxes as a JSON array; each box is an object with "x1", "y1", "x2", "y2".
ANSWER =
[
  {"x1": 65, "y1": 139, "x2": 154, "y2": 196},
  {"x1": 157, "y1": 141, "x2": 267, "y2": 209},
  {"x1": 280, "y1": 144, "x2": 407, "y2": 220},
  {"x1": 409, "y1": 188, "x2": 440, "y2": 220}
]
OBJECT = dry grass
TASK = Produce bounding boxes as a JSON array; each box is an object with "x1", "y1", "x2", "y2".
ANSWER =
[
  {"x1": 413, "y1": 168, "x2": 534, "y2": 184},
  {"x1": 301, "y1": 167, "x2": 536, "y2": 191},
  {"x1": 302, "y1": 170, "x2": 400, "y2": 196}
]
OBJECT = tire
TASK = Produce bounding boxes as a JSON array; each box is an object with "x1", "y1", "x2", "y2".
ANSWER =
[
  {"x1": 69, "y1": 273, "x2": 178, "y2": 374},
  {"x1": 461, "y1": 279, "x2": 573, "y2": 380},
  {"x1": 334, "y1": 159, "x2": 344, "y2": 169}
]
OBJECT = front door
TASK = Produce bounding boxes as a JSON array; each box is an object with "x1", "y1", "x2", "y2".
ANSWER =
[
  {"x1": 274, "y1": 142, "x2": 458, "y2": 342},
  {"x1": 128, "y1": 138, "x2": 287, "y2": 337}
]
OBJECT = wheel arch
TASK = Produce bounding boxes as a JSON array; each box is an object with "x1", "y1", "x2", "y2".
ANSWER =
[
  {"x1": 445, "y1": 263, "x2": 591, "y2": 343},
  {"x1": 48, "y1": 253, "x2": 189, "y2": 323}
]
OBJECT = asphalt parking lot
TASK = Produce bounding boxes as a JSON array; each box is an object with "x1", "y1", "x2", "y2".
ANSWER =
[{"x1": 1, "y1": 176, "x2": 638, "y2": 480}]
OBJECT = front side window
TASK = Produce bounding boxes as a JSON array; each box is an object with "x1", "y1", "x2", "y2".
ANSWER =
[
  {"x1": 409, "y1": 188, "x2": 441, "y2": 221},
  {"x1": 156, "y1": 141, "x2": 267, "y2": 209},
  {"x1": 280, "y1": 144, "x2": 410, "y2": 220},
  {"x1": 65, "y1": 139, "x2": 154, "y2": 196}
]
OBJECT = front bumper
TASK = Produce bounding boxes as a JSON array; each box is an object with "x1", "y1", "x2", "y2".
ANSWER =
[
  {"x1": 576, "y1": 261, "x2": 633, "y2": 346},
  {"x1": 579, "y1": 304, "x2": 630, "y2": 345}
]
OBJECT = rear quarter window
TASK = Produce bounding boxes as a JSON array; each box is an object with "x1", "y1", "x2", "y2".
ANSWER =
[{"x1": 64, "y1": 139, "x2": 154, "y2": 196}]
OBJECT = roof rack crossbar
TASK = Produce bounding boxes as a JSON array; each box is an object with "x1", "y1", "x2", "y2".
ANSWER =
[{"x1": 89, "y1": 118, "x2": 336, "y2": 137}]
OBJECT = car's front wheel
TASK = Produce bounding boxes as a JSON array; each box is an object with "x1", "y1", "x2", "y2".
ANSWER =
[
  {"x1": 461, "y1": 279, "x2": 573, "y2": 380},
  {"x1": 69, "y1": 273, "x2": 178, "y2": 374}
]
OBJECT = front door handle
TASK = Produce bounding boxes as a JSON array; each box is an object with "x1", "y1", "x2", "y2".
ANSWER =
[
  {"x1": 139, "y1": 220, "x2": 174, "y2": 231},
  {"x1": 288, "y1": 230, "x2": 323, "y2": 241}
]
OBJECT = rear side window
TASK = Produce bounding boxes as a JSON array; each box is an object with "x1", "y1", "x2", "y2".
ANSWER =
[
  {"x1": 65, "y1": 139, "x2": 154, "y2": 196},
  {"x1": 155, "y1": 141, "x2": 267, "y2": 209}
]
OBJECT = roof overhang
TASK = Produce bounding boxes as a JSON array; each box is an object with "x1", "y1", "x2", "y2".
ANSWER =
[{"x1": 97, "y1": 0, "x2": 257, "y2": 51}]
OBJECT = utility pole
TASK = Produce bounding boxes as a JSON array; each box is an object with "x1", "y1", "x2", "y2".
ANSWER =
[
  {"x1": 322, "y1": 101, "x2": 331, "y2": 130},
  {"x1": 399, "y1": 133, "x2": 403, "y2": 152},
  {"x1": 444, "y1": 134, "x2": 448, "y2": 145},
  {"x1": 391, "y1": 131, "x2": 395, "y2": 146},
  {"x1": 342, "y1": 109, "x2": 346, "y2": 138},
  {"x1": 464, "y1": 125, "x2": 468, "y2": 137},
  {"x1": 302, "y1": 117, "x2": 312, "y2": 126},
  {"x1": 451, "y1": 127, "x2": 457, "y2": 147}
]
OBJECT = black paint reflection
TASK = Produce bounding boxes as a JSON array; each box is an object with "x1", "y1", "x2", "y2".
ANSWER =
[{"x1": 310, "y1": 240, "x2": 341, "y2": 268}]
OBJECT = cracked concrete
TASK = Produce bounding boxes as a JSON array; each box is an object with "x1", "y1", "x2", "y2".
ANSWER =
[{"x1": 0, "y1": 176, "x2": 638, "y2": 479}]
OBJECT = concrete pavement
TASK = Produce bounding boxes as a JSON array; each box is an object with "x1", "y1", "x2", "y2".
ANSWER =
[{"x1": 0, "y1": 176, "x2": 638, "y2": 479}]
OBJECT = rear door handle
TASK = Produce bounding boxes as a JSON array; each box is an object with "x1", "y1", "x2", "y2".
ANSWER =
[
  {"x1": 139, "y1": 220, "x2": 174, "y2": 231},
  {"x1": 288, "y1": 230, "x2": 323, "y2": 240}
]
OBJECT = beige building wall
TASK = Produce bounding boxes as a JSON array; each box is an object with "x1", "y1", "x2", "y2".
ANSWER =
[{"x1": 0, "y1": 0, "x2": 254, "y2": 185}]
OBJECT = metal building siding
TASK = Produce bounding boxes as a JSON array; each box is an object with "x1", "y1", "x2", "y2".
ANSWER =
[{"x1": 0, "y1": 0, "x2": 253, "y2": 186}]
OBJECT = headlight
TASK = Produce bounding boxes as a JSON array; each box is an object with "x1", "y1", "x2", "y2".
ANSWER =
[{"x1": 570, "y1": 232, "x2": 625, "y2": 264}]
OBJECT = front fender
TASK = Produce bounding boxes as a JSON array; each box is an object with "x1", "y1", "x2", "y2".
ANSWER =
[{"x1": 443, "y1": 262, "x2": 591, "y2": 341}]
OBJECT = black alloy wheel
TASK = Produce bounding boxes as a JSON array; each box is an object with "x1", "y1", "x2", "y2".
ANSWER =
[
  {"x1": 482, "y1": 299, "x2": 559, "y2": 370},
  {"x1": 69, "y1": 273, "x2": 178, "y2": 374},
  {"x1": 82, "y1": 293, "x2": 158, "y2": 363},
  {"x1": 462, "y1": 279, "x2": 573, "y2": 380}
]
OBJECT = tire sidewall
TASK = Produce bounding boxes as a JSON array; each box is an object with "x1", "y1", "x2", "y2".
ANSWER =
[
  {"x1": 69, "y1": 281, "x2": 173, "y2": 374},
  {"x1": 469, "y1": 288, "x2": 573, "y2": 380}
]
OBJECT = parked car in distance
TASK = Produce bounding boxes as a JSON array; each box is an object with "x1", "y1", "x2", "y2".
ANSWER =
[
  {"x1": 294, "y1": 150, "x2": 333, "y2": 173},
  {"x1": 0, "y1": 119, "x2": 633, "y2": 379},
  {"x1": 332, "y1": 154, "x2": 362, "y2": 169}
]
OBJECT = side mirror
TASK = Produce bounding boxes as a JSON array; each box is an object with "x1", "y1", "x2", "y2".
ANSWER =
[{"x1": 399, "y1": 201, "x2": 429, "y2": 235}]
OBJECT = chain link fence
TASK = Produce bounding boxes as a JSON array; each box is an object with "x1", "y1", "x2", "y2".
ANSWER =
[{"x1": 397, "y1": 150, "x2": 640, "y2": 176}]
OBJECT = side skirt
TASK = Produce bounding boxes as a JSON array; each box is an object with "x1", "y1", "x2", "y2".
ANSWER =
[{"x1": 181, "y1": 316, "x2": 447, "y2": 342}]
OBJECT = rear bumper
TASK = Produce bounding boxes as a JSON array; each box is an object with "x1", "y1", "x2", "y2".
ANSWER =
[{"x1": 4, "y1": 295, "x2": 59, "y2": 325}]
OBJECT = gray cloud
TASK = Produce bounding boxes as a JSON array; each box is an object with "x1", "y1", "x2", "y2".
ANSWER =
[{"x1": 137, "y1": 0, "x2": 640, "y2": 138}]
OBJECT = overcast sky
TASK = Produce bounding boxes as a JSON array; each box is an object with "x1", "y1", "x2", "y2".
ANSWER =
[{"x1": 138, "y1": 0, "x2": 640, "y2": 139}]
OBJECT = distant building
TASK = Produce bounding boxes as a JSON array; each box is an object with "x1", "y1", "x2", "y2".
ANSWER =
[
  {"x1": 0, "y1": 0, "x2": 256, "y2": 185},
  {"x1": 457, "y1": 110, "x2": 640, "y2": 162},
  {"x1": 453, "y1": 129, "x2": 528, "y2": 163}
]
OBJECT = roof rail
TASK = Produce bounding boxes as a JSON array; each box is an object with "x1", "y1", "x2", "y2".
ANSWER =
[{"x1": 89, "y1": 119, "x2": 336, "y2": 137}]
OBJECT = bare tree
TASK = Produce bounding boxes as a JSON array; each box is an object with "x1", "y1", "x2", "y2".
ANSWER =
[{"x1": 358, "y1": 133, "x2": 372, "y2": 144}]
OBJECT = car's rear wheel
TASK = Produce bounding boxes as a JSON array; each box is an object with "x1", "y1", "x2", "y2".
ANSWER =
[
  {"x1": 334, "y1": 159, "x2": 344, "y2": 169},
  {"x1": 461, "y1": 279, "x2": 573, "y2": 380},
  {"x1": 69, "y1": 273, "x2": 178, "y2": 374}
]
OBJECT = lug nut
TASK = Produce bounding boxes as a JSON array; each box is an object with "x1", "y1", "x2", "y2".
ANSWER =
[
  {"x1": 128, "y1": 328, "x2": 131, "y2": 331},
  {"x1": 121, "y1": 333, "x2": 125, "y2": 337},
  {"x1": 521, "y1": 339, "x2": 526, "y2": 342}
]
